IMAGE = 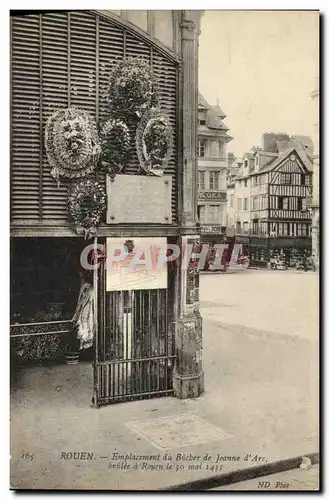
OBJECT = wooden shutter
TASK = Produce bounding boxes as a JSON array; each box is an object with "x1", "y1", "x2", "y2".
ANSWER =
[{"x1": 11, "y1": 11, "x2": 179, "y2": 227}]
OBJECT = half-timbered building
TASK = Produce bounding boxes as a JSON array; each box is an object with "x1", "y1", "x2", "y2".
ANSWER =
[{"x1": 226, "y1": 135, "x2": 313, "y2": 266}]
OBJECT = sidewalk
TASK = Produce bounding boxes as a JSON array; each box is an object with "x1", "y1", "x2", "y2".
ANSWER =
[{"x1": 10, "y1": 312, "x2": 318, "y2": 491}]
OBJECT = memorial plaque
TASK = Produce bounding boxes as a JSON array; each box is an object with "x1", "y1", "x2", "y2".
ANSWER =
[
  {"x1": 126, "y1": 414, "x2": 233, "y2": 450},
  {"x1": 106, "y1": 174, "x2": 172, "y2": 224}
]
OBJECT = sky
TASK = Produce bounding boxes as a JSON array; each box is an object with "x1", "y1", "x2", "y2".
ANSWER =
[{"x1": 198, "y1": 10, "x2": 319, "y2": 157}]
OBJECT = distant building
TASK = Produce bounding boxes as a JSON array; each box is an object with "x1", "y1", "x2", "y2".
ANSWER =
[
  {"x1": 226, "y1": 133, "x2": 313, "y2": 265},
  {"x1": 309, "y1": 86, "x2": 319, "y2": 267},
  {"x1": 197, "y1": 92, "x2": 233, "y2": 245}
]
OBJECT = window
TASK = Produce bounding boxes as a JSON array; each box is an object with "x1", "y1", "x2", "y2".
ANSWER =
[
  {"x1": 237, "y1": 198, "x2": 242, "y2": 211},
  {"x1": 218, "y1": 142, "x2": 224, "y2": 157},
  {"x1": 302, "y1": 198, "x2": 307, "y2": 210},
  {"x1": 230, "y1": 194, "x2": 234, "y2": 208},
  {"x1": 198, "y1": 171, "x2": 205, "y2": 190},
  {"x1": 278, "y1": 197, "x2": 289, "y2": 210},
  {"x1": 208, "y1": 205, "x2": 220, "y2": 222},
  {"x1": 209, "y1": 171, "x2": 220, "y2": 190},
  {"x1": 244, "y1": 178, "x2": 248, "y2": 187},
  {"x1": 244, "y1": 198, "x2": 248, "y2": 211},
  {"x1": 243, "y1": 222, "x2": 249, "y2": 234},
  {"x1": 297, "y1": 223, "x2": 302, "y2": 236},
  {"x1": 278, "y1": 223, "x2": 283, "y2": 235},
  {"x1": 301, "y1": 173, "x2": 305, "y2": 185},
  {"x1": 236, "y1": 221, "x2": 241, "y2": 233},
  {"x1": 252, "y1": 221, "x2": 259, "y2": 235},
  {"x1": 305, "y1": 175, "x2": 311, "y2": 185},
  {"x1": 252, "y1": 197, "x2": 258, "y2": 210},
  {"x1": 302, "y1": 224, "x2": 307, "y2": 236},
  {"x1": 197, "y1": 205, "x2": 205, "y2": 223},
  {"x1": 283, "y1": 223, "x2": 289, "y2": 235},
  {"x1": 199, "y1": 119, "x2": 206, "y2": 126},
  {"x1": 261, "y1": 195, "x2": 267, "y2": 209},
  {"x1": 297, "y1": 198, "x2": 303, "y2": 210},
  {"x1": 198, "y1": 140, "x2": 206, "y2": 157},
  {"x1": 244, "y1": 160, "x2": 248, "y2": 168},
  {"x1": 282, "y1": 173, "x2": 291, "y2": 184}
]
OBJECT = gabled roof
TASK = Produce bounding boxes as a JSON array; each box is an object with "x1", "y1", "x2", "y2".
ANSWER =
[
  {"x1": 198, "y1": 92, "x2": 210, "y2": 110},
  {"x1": 260, "y1": 146, "x2": 313, "y2": 173}
]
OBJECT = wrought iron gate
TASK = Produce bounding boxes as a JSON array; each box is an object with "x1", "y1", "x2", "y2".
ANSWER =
[{"x1": 93, "y1": 256, "x2": 175, "y2": 406}]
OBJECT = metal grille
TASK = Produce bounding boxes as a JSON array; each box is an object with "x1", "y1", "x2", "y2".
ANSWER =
[
  {"x1": 11, "y1": 11, "x2": 178, "y2": 225},
  {"x1": 94, "y1": 282, "x2": 175, "y2": 406}
]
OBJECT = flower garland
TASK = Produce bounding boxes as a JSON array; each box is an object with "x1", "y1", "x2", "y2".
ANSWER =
[
  {"x1": 136, "y1": 108, "x2": 173, "y2": 176},
  {"x1": 68, "y1": 179, "x2": 106, "y2": 239},
  {"x1": 107, "y1": 57, "x2": 159, "y2": 118},
  {"x1": 99, "y1": 119, "x2": 131, "y2": 177},
  {"x1": 45, "y1": 108, "x2": 100, "y2": 184}
]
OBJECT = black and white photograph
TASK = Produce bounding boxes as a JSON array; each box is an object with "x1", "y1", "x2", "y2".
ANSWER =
[{"x1": 9, "y1": 7, "x2": 320, "y2": 492}]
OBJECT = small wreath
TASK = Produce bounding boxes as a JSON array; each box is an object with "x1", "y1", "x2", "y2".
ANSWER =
[
  {"x1": 68, "y1": 179, "x2": 106, "y2": 239},
  {"x1": 45, "y1": 107, "x2": 100, "y2": 184},
  {"x1": 107, "y1": 57, "x2": 159, "y2": 118},
  {"x1": 99, "y1": 119, "x2": 131, "y2": 178},
  {"x1": 136, "y1": 108, "x2": 174, "y2": 176}
]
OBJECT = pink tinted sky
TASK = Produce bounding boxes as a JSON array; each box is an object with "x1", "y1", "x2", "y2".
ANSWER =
[{"x1": 198, "y1": 10, "x2": 319, "y2": 157}]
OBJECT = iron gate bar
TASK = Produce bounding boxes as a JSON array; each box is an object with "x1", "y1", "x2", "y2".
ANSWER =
[
  {"x1": 94, "y1": 251, "x2": 175, "y2": 406},
  {"x1": 96, "y1": 355, "x2": 176, "y2": 365}
]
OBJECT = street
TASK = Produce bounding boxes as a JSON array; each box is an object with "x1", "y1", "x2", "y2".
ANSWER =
[{"x1": 200, "y1": 269, "x2": 319, "y2": 342}]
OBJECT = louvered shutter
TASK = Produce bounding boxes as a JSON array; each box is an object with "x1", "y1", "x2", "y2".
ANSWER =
[
  {"x1": 11, "y1": 15, "x2": 40, "y2": 220},
  {"x1": 11, "y1": 11, "x2": 179, "y2": 227}
]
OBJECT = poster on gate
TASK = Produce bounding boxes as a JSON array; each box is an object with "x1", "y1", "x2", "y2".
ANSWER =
[{"x1": 106, "y1": 237, "x2": 167, "y2": 291}]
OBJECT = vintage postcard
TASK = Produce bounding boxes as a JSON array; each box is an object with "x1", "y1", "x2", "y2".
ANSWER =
[{"x1": 10, "y1": 9, "x2": 319, "y2": 491}]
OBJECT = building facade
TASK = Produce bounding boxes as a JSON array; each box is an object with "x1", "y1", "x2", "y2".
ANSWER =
[
  {"x1": 310, "y1": 86, "x2": 319, "y2": 267},
  {"x1": 10, "y1": 10, "x2": 204, "y2": 404},
  {"x1": 197, "y1": 93, "x2": 232, "y2": 245},
  {"x1": 226, "y1": 134, "x2": 313, "y2": 265}
]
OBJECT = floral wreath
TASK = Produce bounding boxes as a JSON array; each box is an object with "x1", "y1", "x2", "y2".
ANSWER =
[
  {"x1": 99, "y1": 119, "x2": 131, "y2": 177},
  {"x1": 68, "y1": 179, "x2": 106, "y2": 239},
  {"x1": 45, "y1": 107, "x2": 100, "y2": 184},
  {"x1": 107, "y1": 57, "x2": 159, "y2": 118},
  {"x1": 136, "y1": 108, "x2": 174, "y2": 176}
]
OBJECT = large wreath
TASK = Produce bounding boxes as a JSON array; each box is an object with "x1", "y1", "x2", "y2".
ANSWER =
[
  {"x1": 99, "y1": 119, "x2": 131, "y2": 177},
  {"x1": 136, "y1": 108, "x2": 174, "y2": 176},
  {"x1": 107, "y1": 57, "x2": 159, "y2": 118},
  {"x1": 68, "y1": 180, "x2": 106, "y2": 239},
  {"x1": 45, "y1": 108, "x2": 100, "y2": 184}
]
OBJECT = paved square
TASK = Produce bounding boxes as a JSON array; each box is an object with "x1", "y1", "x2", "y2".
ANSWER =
[{"x1": 125, "y1": 413, "x2": 233, "y2": 450}]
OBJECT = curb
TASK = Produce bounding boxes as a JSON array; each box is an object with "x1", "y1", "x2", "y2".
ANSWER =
[{"x1": 160, "y1": 452, "x2": 319, "y2": 491}]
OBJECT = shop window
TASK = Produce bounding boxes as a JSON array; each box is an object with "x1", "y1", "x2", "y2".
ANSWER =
[{"x1": 197, "y1": 205, "x2": 205, "y2": 223}]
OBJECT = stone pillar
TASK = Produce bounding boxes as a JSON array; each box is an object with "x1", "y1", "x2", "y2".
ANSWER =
[
  {"x1": 173, "y1": 236, "x2": 204, "y2": 398},
  {"x1": 173, "y1": 11, "x2": 204, "y2": 399},
  {"x1": 180, "y1": 10, "x2": 200, "y2": 227}
]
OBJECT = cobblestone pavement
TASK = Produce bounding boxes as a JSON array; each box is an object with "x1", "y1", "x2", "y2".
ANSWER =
[{"x1": 213, "y1": 464, "x2": 320, "y2": 490}]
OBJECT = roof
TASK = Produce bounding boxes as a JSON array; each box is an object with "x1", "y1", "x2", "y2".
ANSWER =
[
  {"x1": 207, "y1": 109, "x2": 229, "y2": 130},
  {"x1": 198, "y1": 92, "x2": 226, "y2": 118},
  {"x1": 259, "y1": 146, "x2": 313, "y2": 173},
  {"x1": 198, "y1": 92, "x2": 210, "y2": 110}
]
